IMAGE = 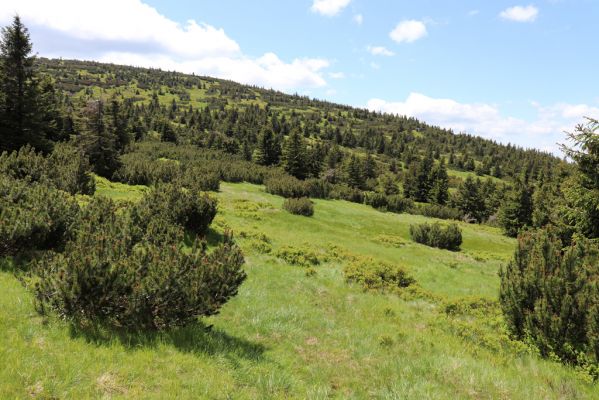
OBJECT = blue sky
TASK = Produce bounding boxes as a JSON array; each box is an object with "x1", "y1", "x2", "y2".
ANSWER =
[{"x1": 1, "y1": 0, "x2": 598, "y2": 153}]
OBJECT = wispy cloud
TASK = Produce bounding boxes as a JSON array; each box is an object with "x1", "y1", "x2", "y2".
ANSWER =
[
  {"x1": 367, "y1": 93, "x2": 599, "y2": 154},
  {"x1": 500, "y1": 5, "x2": 539, "y2": 22},
  {"x1": 389, "y1": 20, "x2": 427, "y2": 44},
  {"x1": 367, "y1": 46, "x2": 394, "y2": 56},
  {"x1": 0, "y1": 0, "x2": 332, "y2": 92},
  {"x1": 310, "y1": 0, "x2": 351, "y2": 17}
]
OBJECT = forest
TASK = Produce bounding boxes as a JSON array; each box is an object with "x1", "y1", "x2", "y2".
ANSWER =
[{"x1": 1, "y1": 15, "x2": 599, "y2": 398}]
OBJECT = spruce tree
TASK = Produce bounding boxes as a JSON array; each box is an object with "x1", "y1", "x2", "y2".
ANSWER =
[
  {"x1": 429, "y1": 158, "x2": 449, "y2": 205},
  {"x1": 282, "y1": 128, "x2": 307, "y2": 179},
  {"x1": 0, "y1": 16, "x2": 47, "y2": 152},
  {"x1": 254, "y1": 128, "x2": 280, "y2": 166},
  {"x1": 455, "y1": 176, "x2": 487, "y2": 222},
  {"x1": 77, "y1": 99, "x2": 120, "y2": 178},
  {"x1": 345, "y1": 154, "x2": 364, "y2": 189},
  {"x1": 498, "y1": 180, "x2": 533, "y2": 237}
]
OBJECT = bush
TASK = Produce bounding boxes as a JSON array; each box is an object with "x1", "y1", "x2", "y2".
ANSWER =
[
  {"x1": 34, "y1": 197, "x2": 246, "y2": 331},
  {"x1": 386, "y1": 195, "x2": 413, "y2": 214},
  {"x1": 329, "y1": 184, "x2": 364, "y2": 204},
  {"x1": 499, "y1": 229, "x2": 599, "y2": 373},
  {"x1": 0, "y1": 144, "x2": 95, "y2": 195},
  {"x1": 265, "y1": 174, "x2": 309, "y2": 198},
  {"x1": 363, "y1": 192, "x2": 388, "y2": 210},
  {"x1": 409, "y1": 222, "x2": 463, "y2": 251},
  {"x1": 344, "y1": 257, "x2": 415, "y2": 291},
  {"x1": 409, "y1": 203, "x2": 463, "y2": 220},
  {"x1": 275, "y1": 245, "x2": 320, "y2": 267},
  {"x1": 131, "y1": 183, "x2": 217, "y2": 236},
  {"x1": 47, "y1": 143, "x2": 96, "y2": 195},
  {"x1": 283, "y1": 197, "x2": 314, "y2": 216},
  {"x1": 0, "y1": 176, "x2": 79, "y2": 256}
]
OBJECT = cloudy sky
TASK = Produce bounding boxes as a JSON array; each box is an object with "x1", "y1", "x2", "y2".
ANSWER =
[{"x1": 1, "y1": 0, "x2": 598, "y2": 153}]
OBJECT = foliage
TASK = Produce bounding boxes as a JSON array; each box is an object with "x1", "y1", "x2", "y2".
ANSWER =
[
  {"x1": 409, "y1": 203, "x2": 462, "y2": 221},
  {"x1": 498, "y1": 180, "x2": 533, "y2": 237},
  {"x1": 131, "y1": 183, "x2": 217, "y2": 236},
  {"x1": 0, "y1": 175, "x2": 78, "y2": 256},
  {"x1": 344, "y1": 257, "x2": 415, "y2": 291},
  {"x1": 499, "y1": 229, "x2": 599, "y2": 374},
  {"x1": 275, "y1": 245, "x2": 321, "y2": 267},
  {"x1": 264, "y1": 174, "x2": 309, "y2": 198},
  {"x1": 0, "y1": 143, "x2": 95, "y2": 195},
  {"x1": 409, "y1": 222, "x2": 463, "y2": 251},
  {"x1": 282, "y1": 197, "x2": 314, "y2": 216},
  {"x1": 34, "y1": 196, "x2": 246, "y2": 331}
]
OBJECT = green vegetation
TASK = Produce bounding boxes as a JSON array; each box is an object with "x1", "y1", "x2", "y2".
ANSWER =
[
  {"x1": 282, "y1": 197, "x2": 314, "y2": 216},
  {"x1": 1, "y1": 16, "x2": 599, "y2": 398},
  {"x1": 410, "y1": 222, "x2": 463, "y2": 251}
]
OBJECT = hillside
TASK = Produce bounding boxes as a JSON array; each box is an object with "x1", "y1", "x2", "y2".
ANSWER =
[
  {"x1": 2, "y1": 17, "x2": 599, "y2": 399},
  {"x1": 2, "y1": 177, "x2": 596, "y2": 399}
]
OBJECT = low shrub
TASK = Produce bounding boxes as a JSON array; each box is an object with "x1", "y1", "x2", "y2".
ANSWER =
[
  {"x1": 0, "y1": 143, "x2": 95, "y2": 195},
  {"x1": 500, "y1": 230, "x2": 599, "y2": 374},
  {"x1": 363, "y1": 192, "x2": 388, "y2": 210},
  {"x1": 283, "y1": 197, "x2": 314, "y2": 216},
  {"x1": 409, "y1": 222, "x2": 463, "y2": 251},
  {"x1": 329, "y1": 184, "x2": 364, "y2": 204},
  {"x1": 344, "y1": 257, "x2": 415, "y2": 291},
  {"x1": 265, "y1": 175, "x2": 309, "y2": 198},
  {"x1": 131, "y1": 183, "x2": 217, "y2": 236},
  {"x1": 0, "y1": 176, "x2": 79, "y2": 256},
  {"x1": 34, "y1": 197, "x2": 246, "y2": 331},
  {"x1": 386, "y1": 195, "x2": 413, "y2": 214},
  {"x1": 276, "y1": 245, "x2": 321, "y2": 267},
  {"x1": 409, "y1": 203, "x2": 463, "y2": 221}
]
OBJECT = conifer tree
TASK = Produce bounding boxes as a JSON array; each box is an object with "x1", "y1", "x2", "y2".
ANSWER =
[
  {"x1": 282, "y1": 128, "x2": 307, "y2": 179},
  {"x1": 77, "y1": 99, "x2": 120, "y2": 178},
  {"x1": 429, "y1": 158, "x2": 449, "y2": 205},
  {"x1": 254, "y1": 127, "x2": 280, "y2": 166},
  {"x1": 455, "y1": 176, "x2": 487, "y2": 222},
  {"x1": 345, "y1": 154, "x2": 364, "y2": 189},
  {"x1": 0, "y1": 16, "x2": 47, "y2": 152},
  {"x1": 498, "y1": 180, "x2": 533, "y2": 237}
]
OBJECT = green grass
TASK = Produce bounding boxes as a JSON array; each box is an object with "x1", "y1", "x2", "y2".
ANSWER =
[{"x1": 1, "y1": 181, "x2": 597, "y2": 398}]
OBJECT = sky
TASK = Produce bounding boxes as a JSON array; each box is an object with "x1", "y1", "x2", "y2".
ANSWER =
[{"x1": 1, "y1": 0, "x2": 598, "y2": 154}]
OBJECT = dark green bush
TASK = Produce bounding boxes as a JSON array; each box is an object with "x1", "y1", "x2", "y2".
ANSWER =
[
  {"x1": 0, "y1": 176, "x2": 79, "y2": 256},
  {"x1": 131, "y1": 183, "x2": 217, "y2": 236},
  {"x1": 47, "y1": 143, "x2": 96, "y2": 195},
  {"x1": 499, "y1": 229, "x2": 599, "y2": 373},
  {"x1": 329, "y1": 184, "x2": 364, "y2": 204},
  {"x1": 34, "y1": 197, "x2": 246, "y2": 331},
  {"x1": 0, "y1": 144, "x2": 95, "y2": 195},
  {"x1": 363, "y1": 192, "x2": 388, "y2": 210},
  {"x1": 178, "y1": 166, "x2": 220, "y2": 192},
  {"x1": 386, "y1": 195, "x2": 413, "y2": 213},
  {"x1": 265, "y1": 175, "x2": 310, "y2": 198},
  {"x1": 409, "y1": 203, "x2": 463, "y2": 220},
  {"x1": 282, "y1": 197, "x2": 314, "y2": 216},
  {"x1": 409, "y1": 222, "x2": 463, "y2": 251},
  {"x1": 344, "y1": 257, "x2": 415, "y2": 291}
]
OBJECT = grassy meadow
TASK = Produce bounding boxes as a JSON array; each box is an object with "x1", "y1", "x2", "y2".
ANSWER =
[{"x1": 1, "y1": 180, "x2": 597, "y2": 399}]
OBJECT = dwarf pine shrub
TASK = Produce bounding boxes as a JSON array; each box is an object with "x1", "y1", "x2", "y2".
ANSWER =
[
  {"x1": 34, "y1": 196, "x2": 246, "y2": 331},
  {"x1": 283, "y1": 197, "x2": 314, "y2": 216},
  {"x1": 343, "y1": 257, "x2": 415, "y2": 291},
  {"x1": 409, "y1": 222, "x2": 462, "y2": 251},
  {"x1": 499, "y1": 229, "x2": 599, "y2": 373}
]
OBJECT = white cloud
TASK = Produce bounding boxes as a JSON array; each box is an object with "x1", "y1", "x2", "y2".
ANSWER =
[
  {"x1": 367, "y1": 46, "x2": 395, "y2": 56},
  {"x1": 370, "y1": 62, "x2": 380, "y2": 70},
  {"x1": 0, "y1": 0, "x2": 330, "y2": 92},
  {"x1": 311, "y1": 0, "x2": 351, "y2": 17},
  {"x1": 500, "y1": 5, "x2": 539, "y2": 22},
  {"x1": 353, "y1": 14, "x2": 363, "y2": 25},
  {"x1": 329, "y1": 71, "x2": 346, "y2": 79},
  {"x1": 367, "y1": 93, "x2": 599, "y2": 154},
  {"x1": 389, "y1": 20, "x2": 427, "y2": 44}
]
